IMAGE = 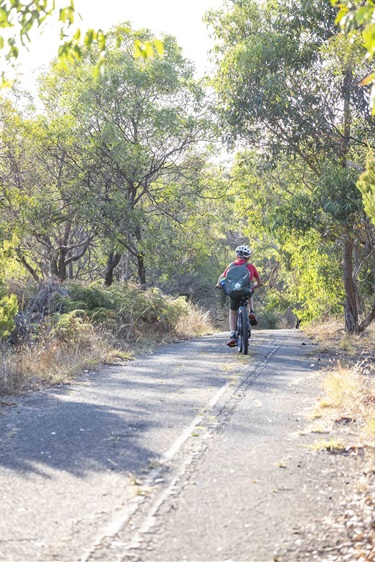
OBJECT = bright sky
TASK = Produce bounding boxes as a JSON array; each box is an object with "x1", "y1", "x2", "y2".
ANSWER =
[{"x1": 16, "y1": 0, "x2": 226, "y2": 82}]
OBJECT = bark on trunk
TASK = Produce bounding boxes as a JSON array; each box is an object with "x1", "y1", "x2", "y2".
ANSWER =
[
  {"x1": 353, "y1": 243, "x2": 363, "y2": 315},
  {"x1": 58, "y1": 247, "x2": 68, "y2": 282},
  {"x1": 137, "y1": 253, "x2": 146, "y2": 290},
  {"x1": 134, "y1": 225, "x2": 146, "y2": 289},
  {"x1": 343, "y1": 235, "x2": 359, "y2": 333},
  {"x1": 104, "y1": 251, "x2": 121, "y2": 287}
]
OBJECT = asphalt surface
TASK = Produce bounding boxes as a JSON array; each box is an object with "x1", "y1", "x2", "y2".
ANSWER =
[{"x1": 0, "y1": 329, "x2": 332, "y2": 562}]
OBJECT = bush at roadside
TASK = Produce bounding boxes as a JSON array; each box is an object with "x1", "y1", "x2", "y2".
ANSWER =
[{"x1": 0, "y1": 281, "x2": 213, "y2": 394}]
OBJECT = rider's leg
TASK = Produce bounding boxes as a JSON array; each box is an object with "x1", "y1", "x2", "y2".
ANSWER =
[
  {"x1": 227, "y1": 299, "x2": 240, "y2": 346},
  {"x1": 229, "y1": 309, "x2": 237, "y2": 332},
  {"x1": 249, "y1": 293, "x2": 258, "y2": 326}
]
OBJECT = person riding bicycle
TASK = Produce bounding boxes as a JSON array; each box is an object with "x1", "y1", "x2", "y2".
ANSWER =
[{"x1": 216, "y1": 245, "x2": 262, "y2": 347}]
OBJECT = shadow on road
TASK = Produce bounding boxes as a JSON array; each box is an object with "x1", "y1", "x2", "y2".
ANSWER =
[{"x1": 0, "y1": 335, "x2": 240, "y2": 478}]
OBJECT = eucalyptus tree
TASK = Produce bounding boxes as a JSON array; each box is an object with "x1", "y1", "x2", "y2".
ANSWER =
[
  {"x1": 39, "y1": 28, "x2": 213, "y2": 287},
  {"x1": 0, "y1": 92, "x2": 99, "y2": 282},
  {"x1": 330, "y1": 0, "x2": 375, "y2": 228},
  {"x1": 229, "y1": 151, "x2": 351, "y2": 322},
  {"x1": 0, "y1": 1, "x2": 161, "y2": 83},
  {"x1": 207, "y1": 0, "x2": 375, "y2": 332}
]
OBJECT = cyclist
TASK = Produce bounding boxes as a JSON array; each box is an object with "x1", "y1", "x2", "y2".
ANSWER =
[{"x1": 217, "y1": 245, "x2": 262, "y2": 347}]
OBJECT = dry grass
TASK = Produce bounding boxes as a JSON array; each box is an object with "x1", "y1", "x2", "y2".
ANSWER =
[
  {"x1": 311, "y1": 438, "x2": 346, "y2": 453},
  {"x1": 175, "y1": 305, "x2": 213, "y2": 338},
  {"x1": 0, "y1": 293, "x2": 214, "y2": 395},
  {"x1": 305, "y1": 319, "x2": 375, "y2": 445},
  {"x1": 305, "y1": 318, "x2": 375, "y2": 358},
  {"x1": 0, "y1": 325, "x2": 130, "y2": 393},
  {"x1": 318, "y1": 365, "x2": 375, "y2": 440}
]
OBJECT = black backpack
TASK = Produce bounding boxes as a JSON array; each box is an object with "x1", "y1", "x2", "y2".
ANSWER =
[{"x1": 224, "y1": 263, "x2": 252, "y2": 298}]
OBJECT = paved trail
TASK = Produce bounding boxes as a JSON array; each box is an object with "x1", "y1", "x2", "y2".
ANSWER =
[{"x1": 0, "y1": 330, "x2": 356, "y2": 561}]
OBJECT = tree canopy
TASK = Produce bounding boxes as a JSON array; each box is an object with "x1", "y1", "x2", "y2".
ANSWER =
[
  {"x1": 0, "y1": 1, "x2": 163, "y2": 83},
  {"x1": 206, "y1": 0, "x2": 375, "y2": 333}
]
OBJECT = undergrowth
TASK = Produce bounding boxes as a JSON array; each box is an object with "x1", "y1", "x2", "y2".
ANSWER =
[
  {"x1": 0, "y1": 281, "x2": 213, "y2": 394},
  {"x1": 305, "y1": 319, "x2": 375, "y2": 446}
]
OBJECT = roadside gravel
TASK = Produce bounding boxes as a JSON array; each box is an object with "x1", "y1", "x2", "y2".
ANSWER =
[{"x1": 276, "y1": 346, "x2": 375, "y2": 562}]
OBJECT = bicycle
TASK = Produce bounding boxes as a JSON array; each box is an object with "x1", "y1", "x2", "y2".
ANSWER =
[
  {"x1": 215, "y1": 283, "x2": 257, "y2": 354},
  {"x1": 236, "y1": 294, "x2": 250, "y2": 354}
]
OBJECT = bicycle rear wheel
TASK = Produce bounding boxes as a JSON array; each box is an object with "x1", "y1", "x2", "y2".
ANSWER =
[{"x1": 237, "y1": 305, "x2": 249, "y2": 354}]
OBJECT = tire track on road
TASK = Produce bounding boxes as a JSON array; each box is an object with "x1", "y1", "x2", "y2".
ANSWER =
[{"x1": 82, "y1": 333, "x2": 284, "y2": 562}]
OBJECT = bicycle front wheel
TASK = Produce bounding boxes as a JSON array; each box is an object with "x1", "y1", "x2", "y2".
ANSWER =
[{"x1": 237, "y1": 305, "x2": 249, "y2": 355}]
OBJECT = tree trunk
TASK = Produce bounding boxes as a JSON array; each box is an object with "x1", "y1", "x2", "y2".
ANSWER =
[
  {"x1": 353, "y1": 243, "x2": 363, "y2": 315},
  {"x1": 104, "y1": 251, "x2": 121, "y2": 287},
  {"x1": 134, "y1": 226, "x2": 146, "y2": 289},
  {"x1": 51, "y1": 259, "x2": 59, "y2": 278},
  {"x1": 340, "y1": 69, "x2": 359, "y2": 334},
  {"x1": 137, "y1": 253, "x2": 146, "y2": 289},
  {"x1": 58, "y1": 247, "x2": 68, "y2": 281},
  {"x1": 343, "y1": 234, "x2": 359, "y2": 333}
]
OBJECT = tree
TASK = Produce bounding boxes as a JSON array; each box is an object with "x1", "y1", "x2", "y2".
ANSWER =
[
  {"x1": 0, "y1": 93, "x2": 99, "y2": 281},
  {"x1": 37, "y1": 29, "x2": 213, "y2": 287},
  {"x1": 331, "y1": 0, "x2": 375, "y2": 231},
  {"x1": 0, "y1": 1, "x2": 163, "y2": 83},
  {"x1": 358, "y1": 153, "x2": 375, "y2": 223},
  {"x1": 332, "y1": 0, "x2": 375, "y2": 105},
  {"x1": 208, "y1": 0, "x2": 375, "y2": 333}
]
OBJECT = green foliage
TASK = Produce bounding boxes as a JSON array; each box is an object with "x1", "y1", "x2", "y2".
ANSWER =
[
  {"x1": 283, "y1": 233, "x2": 345, "y2": 323},
  {"x1": 0, "y1": 3, "x2": 163, "y2": 84},
  {"x1": 61, "y1": 283, "x2": 121, "y2": 315},
  {"x1": 49, "y1": 310, "x2": 88, "y2": 342},
  {"x1": 0, "y1": 237, "x2": 19, "y2": 339},
  {"x1": 31, "y1": 29, "x2": 211, "y2": 285},
  {"x1": 332, "y1": 0, "x2": 375, "y2": 111},
  {"x1": 59, "y1": 281, "x2": 191, "y2": 337},
  {"x1": 257, "y1": 307, "x2": 283, "y2": 330},
  {"x1": 357, "y1": 154, "x2": 375, "y2": 225},
  {"x1": 0, "y1": 293, "x2": 18, "y2": 338},
  {"x1": 208, "y1": 0, "x2": 375, "y2": 333}
]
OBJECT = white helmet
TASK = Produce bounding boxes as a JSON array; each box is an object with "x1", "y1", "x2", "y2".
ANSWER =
[{"x1": 235, "y1": 245, "x2": 251, "y2": 258}]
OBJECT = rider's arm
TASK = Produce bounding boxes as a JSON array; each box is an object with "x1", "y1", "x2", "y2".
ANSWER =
[
  {"x1": 252, "y1": 272, "x2": 262, "y2": 289},
  {"x1": 216, "y1": 266, "x2": 229, "y2": 288}
]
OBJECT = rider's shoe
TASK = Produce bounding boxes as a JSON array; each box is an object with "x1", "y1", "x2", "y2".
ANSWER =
[
  {"x1": 249, "y1": 310, "x2": 258, "y2": 326},
  {"x1": 227, "y1": 337, "x2": 237, "y2": 347},
  {"x1": 227, "y1": 332, "x2": 237, "y2": 347}
]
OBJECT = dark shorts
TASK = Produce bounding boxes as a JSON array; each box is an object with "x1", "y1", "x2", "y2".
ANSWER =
[{"x1": 229, "y1": 293, "x2": 253, "y2": 311}]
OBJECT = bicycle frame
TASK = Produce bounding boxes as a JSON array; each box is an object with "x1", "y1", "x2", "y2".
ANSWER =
[{"x1": 236, "y1": 295, "x2": 250, "y2": 354}]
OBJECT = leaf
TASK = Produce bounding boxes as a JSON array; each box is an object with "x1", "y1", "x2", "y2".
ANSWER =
[
  {"x1": 358, "y1": 72, "x2": 375, "y2": 86},
  {"x1": 133, "y1": 39, "x2": 143, "y2": 58},
  {"x1": 334, "y1": 6, "x2": 349, "y2": 26},
  {"x1": 84, "y1": 29, "x2": 94, "y2": 48},
  {"x1": 59, "y1": 5, "x2": 75, "y2": 26},
  {"x1": 153, "y1": 39, "x2": 164, "y2": 55},
  {"x1": 73, "y1": 28, "x2": 81, "y2": 42},
  {"x1": 362, "y1": 23, "x2": 375, "y2": 55},
  {"x1": 354, "y1": 4, "x2": 375, "y2": 25},
  {"x1": 144, "y1": 42, "x2": 155, "y2": 59}
]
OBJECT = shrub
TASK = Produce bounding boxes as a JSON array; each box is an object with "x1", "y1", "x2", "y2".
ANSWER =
[
  {"x1": 0, "y1": 293, "x2": 18, "y2": 338},
  {"x1": 0, "y1": 280, "x2": 213, "y2": 393},
  {"x1": 59, "y1": 282, "x2": 210, "y2": 344}
]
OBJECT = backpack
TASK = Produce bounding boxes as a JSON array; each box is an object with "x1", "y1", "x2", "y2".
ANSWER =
[{"x1": 223, "y1": 263, "x2": 252, "y2": 298}]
